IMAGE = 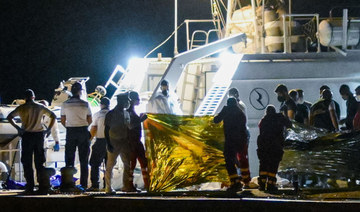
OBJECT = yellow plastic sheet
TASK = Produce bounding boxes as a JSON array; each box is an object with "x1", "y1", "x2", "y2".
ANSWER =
[{"x1": 144, "y1": 114, "x2": 229, "y2": 192}]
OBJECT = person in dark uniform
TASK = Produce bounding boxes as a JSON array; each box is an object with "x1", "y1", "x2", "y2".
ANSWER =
[
  {"x1": 228, "y1": 88, "x2": 252, "y2": 187},
  {"x1": 127, "y1": 91, "x2": 150, "y2": 191},
  {"x1": 296, "y1": 89, "x2": 312, "y2": 112},
  {"x1": 274, "y1": 84, "x2": 296, "y2": 120},
  {"x1": 339, "y1": 84, "x2": 358, "y2": 130},
  {"x1": 88, "y1": 97, "x2": 110, "y2": 191},
  {"x1": 320, "y1": 85, "x2": 341, "y2": 120},
  {"x1": 310, "y1": 89, "x2": 339, "y2": 132},
  {"x1": 104, "y1": 93, "x2": 134, "y2": 194},
  {"x1": 289, "y1": 89, "x2": 309, "y2": 125},
  {"x1": 214, "y1": 98, "x2": 248, "y2": 192},
  {"x1": 7, "y1": 89, "x2": 56, "y2": 194},
  {"x1": 257, "y1": 105, "x2": 292, "y2": 191},
  {"x1": 353, "y1": 86, "x2": 360, "y2": 131}
]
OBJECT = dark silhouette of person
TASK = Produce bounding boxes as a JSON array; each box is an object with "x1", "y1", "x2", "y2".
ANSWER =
[
  {"x1": 7, "y1": 89, "x2": 56, "y2": 194},
  {"x1": 127, "y1": 91, "x2": 150, "y2": 191},
  {"x1": 289, "y1": 89, "x2": 309, "y2": 125},
  {"x1": 320, "y1": 85, "x2": 340, "y2": 120},
  {"x1": 228, "y1": 87, "x2": 252, "y2": 187},
  {"x1": 214, "y1": 97, "x2": 248, "y2": 192},
  {"x1": 339, "y1": 84, "x2": 358, "y2": 130},
  {"x1": 257, "y1": 105, "x2": 291, "y2": 191},
  {"x1": 274, "y1": 84, "x2": 296, "y2": 120},
  {"x1": 310, "y1": 89, "x2": 339, "y2": 132},
  {"x1": 353, "y1": 86, "x2": 360, "y2": 131},
  {"x1": 88, "y1": 97, "x2": 110, "y2": 191},
  {"x1": 104, "y1": 93, "x2": 135, "y2": 194}
]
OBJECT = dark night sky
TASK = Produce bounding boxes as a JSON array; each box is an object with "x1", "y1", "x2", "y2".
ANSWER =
[{"x1": 0, "y1": 0, "x2": 358, "y2": 103}]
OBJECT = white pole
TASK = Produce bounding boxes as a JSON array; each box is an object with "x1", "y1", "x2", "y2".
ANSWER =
[
  {"x1": 225, "y1": 0, "x2": 234, "y2": 37},
  {"x1": 174, "y1": 0, "x2": 179, "y2": 55},
  {"x1": 251, "y1": 0, "x2": 259, "y2": 53},
  {"x1": 261, "y1": 0, "x2": 265, "y2": 53}
]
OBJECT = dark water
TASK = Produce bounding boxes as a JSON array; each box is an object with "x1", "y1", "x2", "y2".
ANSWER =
[{"x1": 278, "y1": 124, "x2": 360, "y2": 188}]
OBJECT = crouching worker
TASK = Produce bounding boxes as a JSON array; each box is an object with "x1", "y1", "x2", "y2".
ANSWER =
[
  {"x1": 214, "y1": 98, "x2": 249, "y2": 192},
  {"x1": 7, "y1": 89, "x2": 56, "y2": 194},
  {"x1": 257, "y1": 105, "x2": 291, "y2": 191},
  {"x1": 104, "y1": 93, "x2": 135, "y2": 194}
]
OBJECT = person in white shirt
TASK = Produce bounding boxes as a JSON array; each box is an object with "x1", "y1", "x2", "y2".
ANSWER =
[
  {"x1": 7, "y1": 89, "x2": 56, "y2": 193},
  {"x1": 61, "y1": 82, "x2": 92, "y2": 189},
  {"x1": 88, "y1": 97, "x2": 110, "y2": 191},
  {"x1": 147, "y1": 80, "x2": 183, "y2": 115}
]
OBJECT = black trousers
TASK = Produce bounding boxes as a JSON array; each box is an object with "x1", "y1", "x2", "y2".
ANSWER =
[
  {"x1": 89, "y1": 138, "x2": 107, "y2": 188},
  {"x1": 224, "y1": 138, "x2": 250, "y2": 182},
  {"x1": 257, "y1": 148, "x2": 283, "y2": 182},
  {"x1": 65, "y1": 127, "x2": 90, "y2": 188},
  {"x1": 21, "y1": 131, "x2": 46, "y2": 189}
]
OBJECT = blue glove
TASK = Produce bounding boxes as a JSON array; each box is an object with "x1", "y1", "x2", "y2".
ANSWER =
[{"x1": 53, "y1": 143, "x2": 60, "y2": 152}]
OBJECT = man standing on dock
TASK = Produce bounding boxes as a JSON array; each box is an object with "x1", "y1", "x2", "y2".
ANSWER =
[
  {"x1": 128, "y1": 91, "x2": 150, "y2": 191},
  {"x1": 214, "y1": 97, "x2": 248, "y2": 192},
  {"x1": 7, "y1": 89, "x2": 56, "y2": 194},
  {"x1": 104, "y1": 93, "x2": 135, "y2": 194},
  {"x1": 88, "y1": 97, "x2": 110, "y2": 191},
  {"x1": 61, "y1": 82, "x2": 92, "y2": 190},
  {"x1": 227, "y1": 88, "x2": 251, "y2": 187},
  {"x1": 257, "y1": 105, "x2": 292, "y2": 191}
]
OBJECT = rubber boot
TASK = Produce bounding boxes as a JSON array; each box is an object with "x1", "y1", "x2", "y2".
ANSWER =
[
  {"x1": 227, "y1": 176, "x2": 243, "y2": 193},
  {"x1": 267, "y1": 177, "x2": 278, "y2": 192},
  {"x1": 258, "y1": 175, "x2": 267, "y2": 191}
]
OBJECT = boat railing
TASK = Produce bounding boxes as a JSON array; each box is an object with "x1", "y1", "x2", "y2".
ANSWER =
[{"x1": 184, "y1": 19, "x2": 222, "y2": 51}]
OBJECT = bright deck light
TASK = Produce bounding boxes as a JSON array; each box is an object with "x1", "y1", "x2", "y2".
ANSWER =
[{"x1": 213, "y1": 53, "x2": 243, "y2": 83}]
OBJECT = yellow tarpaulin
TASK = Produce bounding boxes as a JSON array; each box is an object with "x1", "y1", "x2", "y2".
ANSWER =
[{"x1": 144, "y1": 114, "x2": 229, "y2": 192}]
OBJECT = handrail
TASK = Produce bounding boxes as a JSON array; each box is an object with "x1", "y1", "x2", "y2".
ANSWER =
[
  {"x1": 184, "y1": 19, "x2": 221, "y2": 50},
  {"x1": 190, "y1": 30, "x2": 208, "y2": 49}
]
